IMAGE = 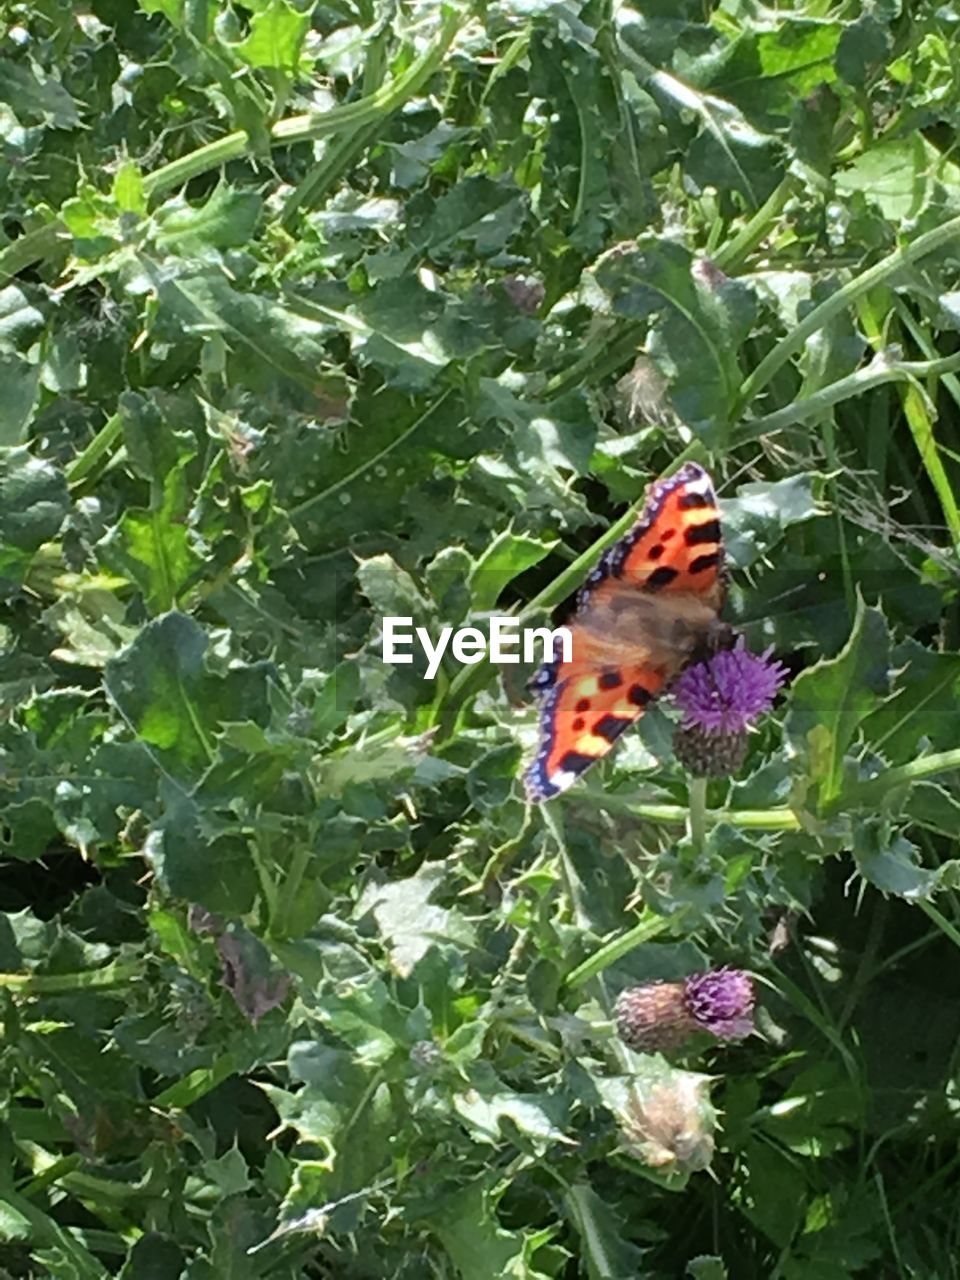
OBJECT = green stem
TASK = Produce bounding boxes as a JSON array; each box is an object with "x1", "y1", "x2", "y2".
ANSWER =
[
  {"x1": 0, "y1": 221, "x2": 69, "y2": 282},
  {"x1": 735, "y1": 351, "x2": 960, "y2": 442},
  {"x1": 916, "y1": 899, "x2": 960, "y2": 952},
  {"x1": 735, "y1": 211, "x2": 960, "y2": 416},
  {"x1": 687, "y1": 776, "x2": 707, "y2": 854},
  {"x1": 271, "y1": 842, "x2": 313, "y2": 940},
  {"x1": 564, "y1": 912, "x2": 678, "y2": 990},
  {"x1": 834, "y1": 747, "x2": 960, "y2": 810},
  {"x1": 477, "y1": 804, "x2": 534, "y2": 889},
  {"x1": 562, "y1": 790, "x2": 801, "y2": 829},
  {"x1": 65, "y1": 412, "x2": 124, "y2": 489},
  {"x1": 542, "y1": 803, "x2": 591, "y2": 930},
  {"x1": 152, "y1": 1053, "x2": 239, "y2": 1109},
  {"x1": 143, "y1": 8, "x2": 461, "y2": 201},
  {"x1": 0, "y1": 1182, "x2": 108, "y2": 1279},
  {"x1": 859, "y1": 293, "x2": 960, "y2": 543},
  {"x1": 713, "y1": 174, "x2": 798, "y2": 274},
  {"x1": 0, "y1": 962, "x2": 140, "y2": 994}
]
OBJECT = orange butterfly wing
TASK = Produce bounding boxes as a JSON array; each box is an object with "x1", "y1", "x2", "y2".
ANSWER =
[{"x1": 524, "y1": 463, "x2": 725, "y2": 802}]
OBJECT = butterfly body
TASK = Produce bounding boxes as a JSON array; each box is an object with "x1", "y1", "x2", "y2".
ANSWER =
[{"x1": 524, "y1": 463, "x2": 727, "y2": 802}]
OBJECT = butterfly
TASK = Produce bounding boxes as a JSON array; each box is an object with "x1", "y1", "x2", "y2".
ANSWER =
[{"x1": 523, "y1": 462, "x2": 730, "y2": 802}]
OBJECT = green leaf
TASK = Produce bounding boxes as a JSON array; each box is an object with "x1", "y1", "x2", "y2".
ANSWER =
[
  {"x1": 104, "y1": 612, "x2": 271, "y2": 779},
  {"x1": 0, "y1": 355, "x2": 40, "y2": 445},
  {"x1": 453, "y1": 1061, "x2": 570, "y2": 1148},
  {"x1": 112, "y1": 160, "x2": 146, "y2": 215},
  {"x1": 0, "y1": 448, "x2": 69, "y2": 591},
  {"x1": 563, "y1": 1183, "x2": 649, "y2": 1280},
  {"x1": 836, "y1": 13, "x2": 892, "y2": 88},
  {"x1": 687, "y1": 1258, "x2": 728, "y2": 1280},
  {"x1": 153, "y1": 270, "x2": 331, "y2": 394},
  {"x1": 138, "y1": 0, "x2": 184, "y2": 20},
  {"x1": 146, "y1": 790, "x2": 258, "y2": 914},
  {"x1": 784, "y1": 596, "x2": 890, "y2": 808},
  {"x1": 638, "y1": 59, "x2": 784, "y2": 206},
  {"x1": 408, "y1": 174, "x2": 527, "y2": 261},
  {"x1": 721, "y1": 473, "x2": 821, "y2": 570},
  {"x1": 836, "y1": 136, "x2": 960, "y2": 222},
  {"x1": 234, "y1": 0, "x2": 310, "y2": 72},
  {"x1": 358, "y1": 865, "x2": 474, "y2": 978},
  {"x1": 860, "y1": 639, "x2": 960, "y2": 761},
  {"x1": 469, "y1": 530, "x2": 557, "y2": 611},
  {"x1": 100, "y1": 467, "x2": 202, "y2": 613},
  {"x1": 153, "y1": 184, "x2": 263, "y2": 249},
  {"x1": 356, "y1": 552, "x2": 431, "y2": 622},
  {"x1": 432, "y1": 1176, "x2": 554, "y2": 1280},
  {"x1": 0, "y1": 57, "x2": 80, "y2": 127},
  {"x1": 0, "y1": 285, "x2": 46, "y2": 349},
  {"x1": 852, "y1": 820, "x2": 939, "y2": 900}
]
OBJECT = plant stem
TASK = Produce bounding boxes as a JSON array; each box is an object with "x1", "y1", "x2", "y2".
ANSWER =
[
  {"x1": 0, "y1": 221, "x2": 69, "y2": 282},
  {"x1": 736, "y1": 350, "x2": 960, "y2": 442},
  {"x1": 272, "y1": 841, "x2": 313, "y2": 940},
  {"x1": 564, "y1": 912, "x2": 678, "y2": 990},
  {"x1": 144, "y1": 9, "x2": 462, "y2": 202},
  {"x1": 858, "y1": 292, "x2": 960, "y2": 544},
  {"x1": 713, "y1": 174, "x2": 798, "y2": 274},
  {"x1": 687, "y1": 776, "x2": 708, "y2": 854},
  {"x1": 0, "y1": 962, "x2": 140, "y2": 994},
  {"x1": 834, "y1": 747, "x2": 960, "y2": 810},
  {"x1": 735, "y1": 211, "x2": 960, "y2": 417},
  {"x1": 65, "y1": 412, "x2": 124, "y2": 489},
  {"x1": 551, "y1": 789, "x2": 801, "y2": 829},
  {"x1": 916, "y1": 899, "x2": 960, "y2": 951}
]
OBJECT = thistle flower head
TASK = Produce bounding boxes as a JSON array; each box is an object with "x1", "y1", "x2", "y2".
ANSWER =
[
  {"x1": 673, "y1": 638, "x2": 787, "y2": 736},
  {"x1": 615, "y1": 968, "x2": 755, "y2": 1052},
  {"x1": 614, "y1": 982, "x2": 696, "y2": 1053},
  {"x1": 682, "y1": 968, "x2": 755, "y2": 1041}
]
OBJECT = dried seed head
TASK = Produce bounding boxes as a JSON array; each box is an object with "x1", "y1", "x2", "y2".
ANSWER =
[{"x1": 619, "y1": 1071, "x2": 716, "y2": 1173}]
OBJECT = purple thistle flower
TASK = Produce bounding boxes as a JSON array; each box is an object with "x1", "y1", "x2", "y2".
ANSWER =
[
  {"x1": 682, "y1": 968, "x2": 755, "y2": 1041},
  {"x1": 673, "y1": 638, "x2": 787, "y2": 736},
  {"x1": 615, "y1": 968, "x2": 756, "y2": 1052}
]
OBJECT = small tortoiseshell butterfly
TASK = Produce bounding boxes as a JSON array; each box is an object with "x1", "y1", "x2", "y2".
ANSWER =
[{"x1": 524, "y1": 462, "x2": 729, "y2": 802}]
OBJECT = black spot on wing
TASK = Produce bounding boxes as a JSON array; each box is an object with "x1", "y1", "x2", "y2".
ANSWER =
[
  {"x1": 599, "y1": 671, "x2": 623, "y2": 690},
  {"x1": 575, "y1": 697, "x2": 591, "y2": 712},
  {"x1": 646, "y1": 565, "x2": 679, "y2": 589},
  {"x1": 648, "y1": 544, "x2": 664, "y2": 559},
  {"x1": 559, "y1": 750, "x2": 600, "y2": 776},
  {"x1": 684, "y1": 518, "x2": 721, "y2": 547},
  {"x1": 594, "y1": 714, "x2": 633, "y2": 743},
  {"x1": 679, "y1": 491, "x2": 709, "y2": 510},
  {"x1": 689, "y1": 552, "x2": 720, "y2": 575},
  {"x1": 628, "y1": 683, "x2": 653, "y2": 707}
]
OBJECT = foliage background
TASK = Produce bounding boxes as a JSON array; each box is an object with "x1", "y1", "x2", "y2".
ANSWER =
[{"x1": 2, "y1": 0, "x2": 960, "y2": 1275}]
